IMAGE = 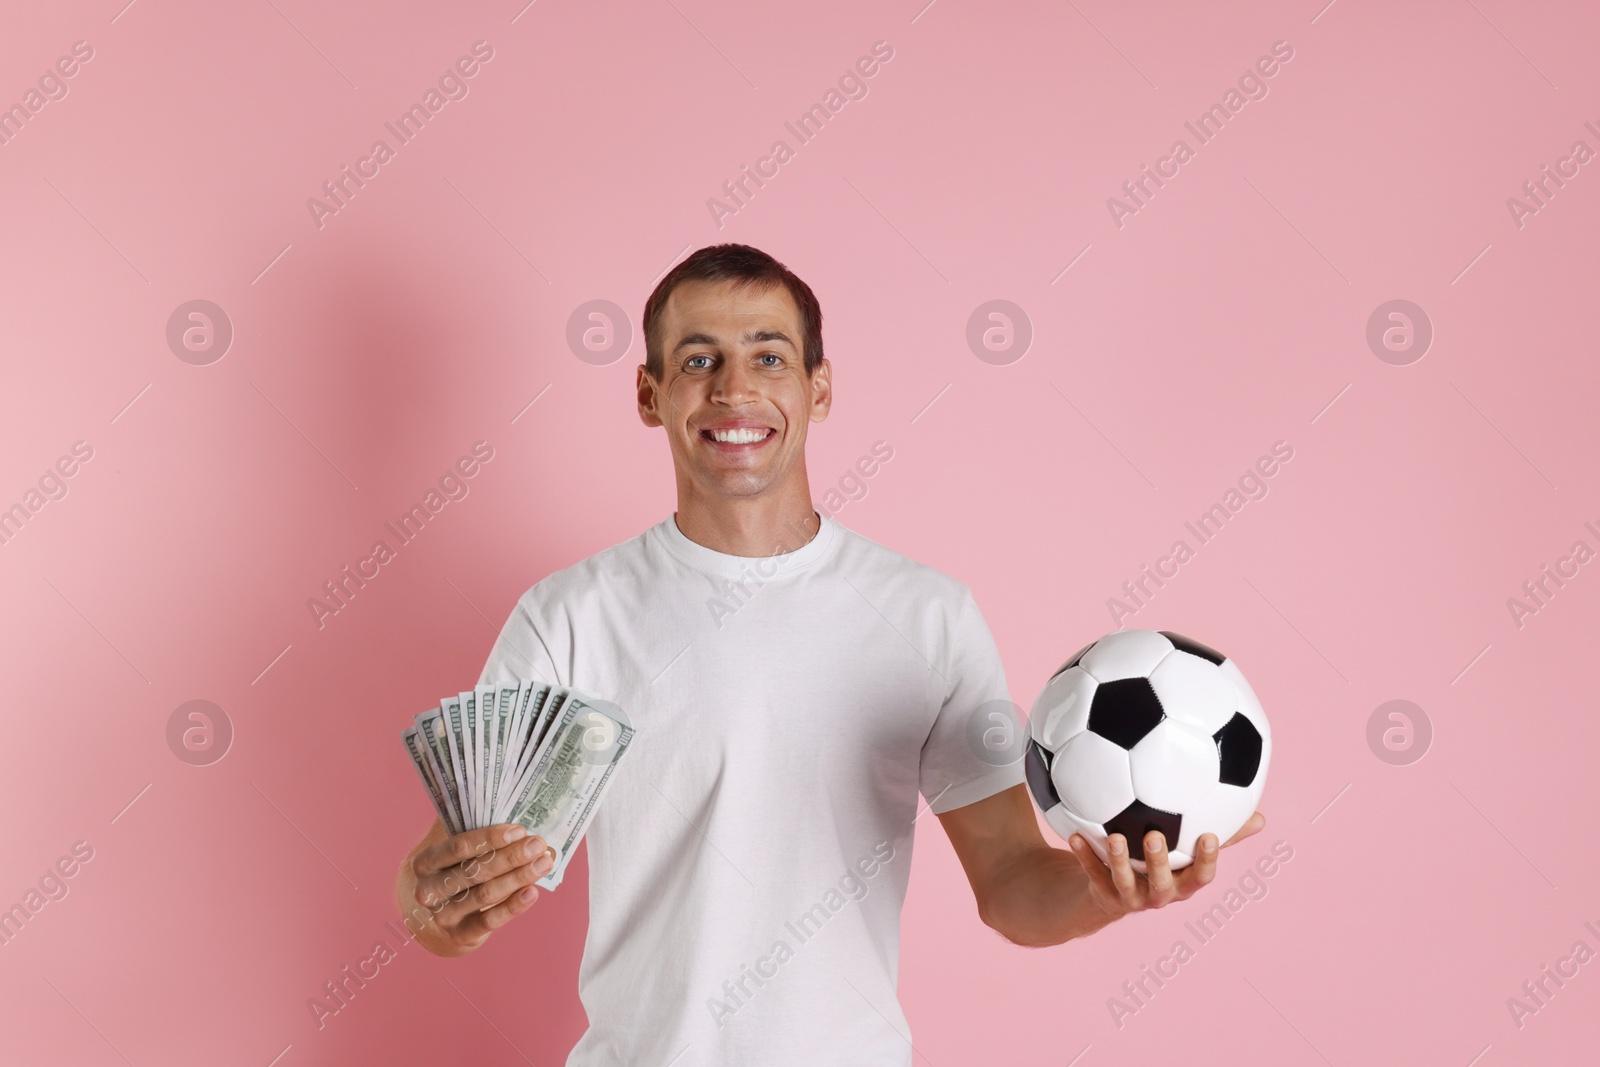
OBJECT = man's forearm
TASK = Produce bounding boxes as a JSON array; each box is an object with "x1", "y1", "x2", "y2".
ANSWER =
[{"x1": 978, "y1": 844, "x2": 1119, "y2": 948}]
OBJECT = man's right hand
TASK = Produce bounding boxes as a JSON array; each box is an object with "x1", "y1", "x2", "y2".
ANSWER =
[{"x1": 397, "y1": 821, "x2": 554, "y2": 956}]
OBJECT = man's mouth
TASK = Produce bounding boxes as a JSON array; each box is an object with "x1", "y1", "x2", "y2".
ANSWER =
[
  {"x1": 701, "y1": 427, "x2": 774, "y2": 444},
  {"x1": 698, "y1": 424, "x2": 777, "y2": 451}
]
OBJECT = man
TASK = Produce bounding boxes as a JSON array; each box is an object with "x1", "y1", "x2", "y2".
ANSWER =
[{"x1": 394, "y1": 243, "x2": 1265, "y2": 1065}]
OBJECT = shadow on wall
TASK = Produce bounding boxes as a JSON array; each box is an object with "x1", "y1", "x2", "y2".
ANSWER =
[{"x1": 243, "y1": 235, "x2": 593, "y2": 1060}]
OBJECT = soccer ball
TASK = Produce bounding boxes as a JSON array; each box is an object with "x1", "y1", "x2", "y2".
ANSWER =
[{"x1": 1024, "y1": 629, "x2": 1270, "y2": 873}]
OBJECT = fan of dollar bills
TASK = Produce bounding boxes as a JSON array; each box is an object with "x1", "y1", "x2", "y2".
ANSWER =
[{"x1": 402, "y1": 681, "x2": 635, "y2": 890}]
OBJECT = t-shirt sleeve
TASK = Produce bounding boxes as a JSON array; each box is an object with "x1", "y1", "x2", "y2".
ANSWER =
[
  {"x1": 918, "y1": 585, "x2": 1027, "y2": 815},
  {"x1": 476, "y1": 588, "x2": 566, "y2": 688}
]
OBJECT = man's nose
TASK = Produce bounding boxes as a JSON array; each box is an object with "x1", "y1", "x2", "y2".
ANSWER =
[{"x1": 710, "y1": 357, "x2": 758, "y2": 404}]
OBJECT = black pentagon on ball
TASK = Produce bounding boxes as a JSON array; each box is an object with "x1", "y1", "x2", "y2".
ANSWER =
[
  {"x1": 1213, "y1": 712, "x2": 1263, "y2": 787},
  {"x1": 1048, "y1": 639, "x2": 1099, "y2": 680},
  {"x1": 1087, "y1": 677, "x2": 1166, "y2": 749},
  {"x1": 1159, "y1": 630, "x2": 1226, "y2": 666},
  {"x1": 1104, "y1": 800, "x2": 1183, "y2": 862},
  {"x1": 1024, "y1": 740, "x2": 1060, "y2": 810}
]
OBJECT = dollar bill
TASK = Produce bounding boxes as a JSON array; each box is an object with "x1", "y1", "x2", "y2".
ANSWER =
[
  {"x1": 528, "y1": 686, "x2": 568, "y2": 761},
  {"x1": 460, "y1": 688, "x2": 485, "y2": 827},
  {"x1": 460, "y1": 689, "x2": 478, "y2": 824},
  {"x1": 503, "y1": 694, "x2": 635, "y2": 889},
  {"x1": 404, "y1": 683, "x2": 635, "y2": 890},
  {"x1": 415, "y1": 708, "x2": 463, "y2": 834},
  {"x1": 474, "y1": 684, "x2": 497, "y2": 824},
  {"x1": 442, "y1": 695, "x2": 472, "y2": 828},
  {"x1": 502, "y1": 685, "x2": 566, "y2": 807},
  {"x1": 489, "y1": 682, "x2": 519, "y2": 822},
  {"x1": 507, "y1": 681, "x2": 541, "y2": 764},
  {"x1": 495, "y1": 681, "x2": 549, "y2": 823},
  {"x1": 401, "y1": 726, "x2": 451, "y2": 830}
]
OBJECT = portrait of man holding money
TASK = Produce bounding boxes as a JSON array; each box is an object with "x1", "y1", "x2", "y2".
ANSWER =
[{"x1": 393, "y1": 243, "x2": 1265, "y2": 1066}]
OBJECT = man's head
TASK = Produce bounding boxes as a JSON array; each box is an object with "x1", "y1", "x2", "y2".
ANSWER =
[{"x1": 637, "y1": 244, "x2": 831, "y2": 505}]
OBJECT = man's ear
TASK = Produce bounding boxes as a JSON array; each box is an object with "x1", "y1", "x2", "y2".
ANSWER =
[
  {"x1": 637, "y1": 365, "x2": 663, "y2": 427},
  {"x1": 809, "y1": 357, "x2": 832, "y2": 423}
]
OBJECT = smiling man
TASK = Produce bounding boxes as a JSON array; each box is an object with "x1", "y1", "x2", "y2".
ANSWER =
[{"x1": 394, "y1": 243, "x2": 1264, "y2": 1066}]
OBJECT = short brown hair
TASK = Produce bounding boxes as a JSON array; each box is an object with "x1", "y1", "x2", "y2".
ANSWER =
[{"x1": 642, "y1": 244, "x2": 823, "y2": 379}]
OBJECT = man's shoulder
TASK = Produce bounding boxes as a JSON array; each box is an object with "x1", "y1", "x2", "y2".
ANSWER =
[
  {"x1": 513, "y1": 521, "x2": 662, "y2": 607},
  {"x1": 829, "y1": 520, "x2": 973, "y2": 607}
]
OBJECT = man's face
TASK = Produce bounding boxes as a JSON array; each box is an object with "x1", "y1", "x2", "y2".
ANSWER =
[{"x1": 638, "y1": 278, "x2": 831, "y2": 500}]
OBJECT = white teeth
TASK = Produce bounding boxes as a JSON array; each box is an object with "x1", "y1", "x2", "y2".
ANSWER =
[{"x1": 709, "y1": 428, "x2": 768, "y2": 444}]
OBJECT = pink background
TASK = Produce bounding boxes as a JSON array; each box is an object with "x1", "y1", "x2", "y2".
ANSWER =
[{"x1": 2, "y1": 0, "x2": 1597, "y2": 1063}]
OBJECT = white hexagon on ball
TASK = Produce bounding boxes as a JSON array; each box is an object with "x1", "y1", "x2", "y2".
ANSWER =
[
  {"x1": 1220, "y1": 658, "x2": 1270, "y2": 739},
  {"x1": 1079, "y1": 629, "x2": 1173, "y2": 682},
  {"x1": 1174, "y1": 781, "x2": 1261, "y2": 857},
  {"x1": 1050, "y1": 731, "x2": 1135, "y2": 824},
  {"x1": 1128, "y1": 718, "x2": 1220, "y2": 813},
  {"x1": 1148, "y1": 649, "x2": 1238, "y2": 733},
  {"x1": 1030, "y1": 666, "x2": 1098, "y2": 751}
]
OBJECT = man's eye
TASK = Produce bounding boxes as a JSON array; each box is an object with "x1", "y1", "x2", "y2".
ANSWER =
[
  {"x1": 759, "y1": 353, "x2": 782, "y2": 366},
  {"x1": 686, "y1": 355, "x2": 712, "y2": 368}
]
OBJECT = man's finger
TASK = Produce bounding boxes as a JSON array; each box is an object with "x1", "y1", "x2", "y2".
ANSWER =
[
  {"x1": 415, "y1": 834, "x2": 548, "y2": 909},
  {"x1": 1067, "y1": 834, "x2": 1121, "y2": 906},
  {"x1": 414, "y1": 823, "x2": 529, "y2": 876},
  {"x1": 1142, "y1": 832, "x2": 1175, "y2": 902},
  {"x1": 1067, "y1": 835, "x2": 1116, "y2": 892},
  {"x1": 1175, "y1": 833, "x2": 1220, "y2": 896},
  {"x1": 1220, "y1": 811, "x2": 1266, "y2": 849},
  {"x1": 432, "y1": 851, "x2": 554, "y2": 927},
  {"x1": 455, "y1": 884, "x2": 540, "y2": 943},
  {"x1": 1105, "y1": 834, "x2": 1142, "y2": 904},
  {"x1": 416, "y1": 837, "x2": 545, "y2": 910}
]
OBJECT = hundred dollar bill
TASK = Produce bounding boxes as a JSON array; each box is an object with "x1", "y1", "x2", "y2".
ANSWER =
[
  {"x1": 459, "y1": 689, "x2": 479, "y2": 825},
  {"x1": 460, "y1": 688, "x2": 487, "y2": 827},
  {"x1": 474, "y1": 684, "x2": 497, "y2": 825},
  {"x1": 416, "y1": 708, "x2": 464, "y2": 834},
  {"x1": 401, "y1": 726, "x2": 453, "y2": 831},
  {"x1": 495, "y1": 681, "x2": 551, "y2": 823},
  {"x1": 431, "y1": 709, "x2": 466, "y2": 830},
  {"x1": 409, "y1": 716, "x2": 453, "y2": 834},
  {"x1": 488, "y1": 682, "x2": 520, "y2": 822},
  {"x1": 506, "y1": 680, "x2": 541, "y2": 763},
  {"x1": 503, "y1": 692, "x2": 635, "y2": 890},
  {"x1": 529, "y1": 686, "x2": 569, "y2": 761},
  {"x1": 502, "y1": 685, "x2": 567, "y2": 806},
  {"x1": 442, "y1": 695, "x2": 473, "y2": 828}
]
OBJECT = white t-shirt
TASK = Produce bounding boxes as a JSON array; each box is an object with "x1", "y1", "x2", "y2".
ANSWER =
[{"x1": 478, "y1": 512, "x2": 1024, "y2": 1067}]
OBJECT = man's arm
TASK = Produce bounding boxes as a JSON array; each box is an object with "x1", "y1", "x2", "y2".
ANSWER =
[{"x1": 937, "y1": 783, "x2": 1265, "y2": 947}]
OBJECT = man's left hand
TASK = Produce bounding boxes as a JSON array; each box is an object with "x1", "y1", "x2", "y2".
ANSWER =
[{"x1": 1068, "y1": 811, "x2": 1267, "y2": 921}]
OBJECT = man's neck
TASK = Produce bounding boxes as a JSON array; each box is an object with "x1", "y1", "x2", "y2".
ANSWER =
[{"x1": 673, "y1": 487, "x2": 821, "y2": 558}]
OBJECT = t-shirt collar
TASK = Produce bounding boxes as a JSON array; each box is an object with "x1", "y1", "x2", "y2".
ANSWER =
[{"x1": 658, "y1": 510, "x2": 836, "y2": 579}]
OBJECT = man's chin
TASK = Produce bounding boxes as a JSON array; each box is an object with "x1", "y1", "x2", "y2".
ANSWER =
[{"x1": 691, "y1": 468, "x2": 780, "y2": 499}]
